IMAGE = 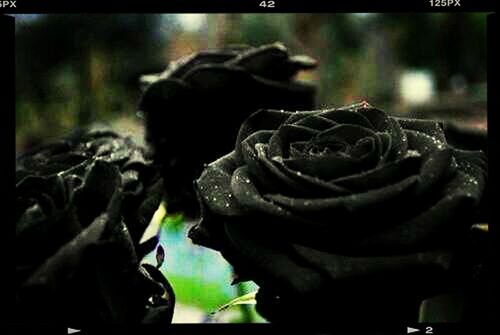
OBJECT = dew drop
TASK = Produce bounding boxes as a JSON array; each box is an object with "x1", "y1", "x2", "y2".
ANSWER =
[
  {"x1": 405, "y1": 150, "x2": 420, "y2": 158},
  {"x1": 272, "y1": 156, "x2": 283, "y2": 163}
]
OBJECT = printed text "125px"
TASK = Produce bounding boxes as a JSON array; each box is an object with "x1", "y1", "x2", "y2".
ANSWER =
[{"x1": 430, "y1": 0, "x2": 460, "y2": 6}]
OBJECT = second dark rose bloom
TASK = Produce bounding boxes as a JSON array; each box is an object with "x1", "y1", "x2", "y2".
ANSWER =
[
  {"x1": 189, "y1": 102, "x2": 487, "y2": 322},
  {"x1": 139, "y1": 43, "x2": 317, "y2": 216}
]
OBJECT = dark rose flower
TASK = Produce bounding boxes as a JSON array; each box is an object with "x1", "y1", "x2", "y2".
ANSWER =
[
  {"x1": 17, "y1": 128, "x2": 163, "y2": 246},
  {"x1": 189, "y1": 102, "x2": 487, "y2": 323},
  {"x1": 16, "y1": 128, "x2": 174, "y2": 325},
  {"x1": 139, "y1": 42, "x2": 317, "y2": 216}
]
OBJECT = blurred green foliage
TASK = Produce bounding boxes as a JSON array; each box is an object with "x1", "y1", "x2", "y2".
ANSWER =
[
  {"x1": 16, "y1": 14, "x2": 169, "y2": 150},
  {"x1": 142, "y1": 215, "x2": 263, "y2": 322}
]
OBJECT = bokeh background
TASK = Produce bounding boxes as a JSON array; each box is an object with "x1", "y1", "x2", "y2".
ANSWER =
[{"x1": 14, "y1": 13, "x2": 487, "y2": 323}]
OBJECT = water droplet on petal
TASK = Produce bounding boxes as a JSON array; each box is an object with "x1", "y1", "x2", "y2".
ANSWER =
[
  {"x1": 272, "y1": 156, "x2": 283, "y2": 163},
  {"x1": 405, "y1": 150, "x2": 420, "y2": 158}
]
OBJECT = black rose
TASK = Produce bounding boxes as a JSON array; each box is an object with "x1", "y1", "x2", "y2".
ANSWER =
[
  {"x1": 139, "y1": 42, "x2": 317, "y2": 216},
  {"x1": 189, "y1": 102, "x2": 487, "y2": 323},
  {"x1": 17, "y1": 128, "x2": 163, "y2": 246},
  {"x1": 16, "y1": 128, "x2": 174, "y2": 325}
]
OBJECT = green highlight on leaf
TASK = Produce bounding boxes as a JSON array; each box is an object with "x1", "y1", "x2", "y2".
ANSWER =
[
  {"x1": 139, "y1": 201, "x2": 168, "y2": 243},
  {"x1": 164, "y1": 213, "x2": 184, "y2": 226},
  {"x1": 163, "y1": 209, "x2": 185, "y2": 233},
  {"x1": 211, "y1": 290, "x2": 257, "y2": 315}
]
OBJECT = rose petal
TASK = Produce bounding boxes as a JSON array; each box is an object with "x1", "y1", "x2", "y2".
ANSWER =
[
  {"x1": 414, "y1": 148, "x2": 456, "y2": 196},
  {"x1": 248, "y1": 142, "x2": 350, "y2": 197},
  {"x1": 340, "y1": 168, "x2": 486, "y2": 254},
  {"x1": 229, "y1": 42, "x2": 317, "y2": 80},
  {"x1": 377, "y1": 132, "x2": 392, "y2": 163},
  {"x1": 316, "y1": 124, "x2": 377, "y2": 145},
  {"x1": 406, "y1": 129, "x2": 446, "y2": 156},
  {"x1": 197, "y1": 152, "x2": 249, "y2": 216},
  {"x1": 318, "y1": 109, "x2": 374, "y2": 129},
  {"x1": 73, "y1": 161, "x2": 122, "y2": 228},
  {"x1": 264, "y1": 174, "x2": 420, "y2": 236},
  {"x1": 453, "y1": 148, "x2": 487, "y2": 183},
  {"x1": 330, "y1": 155, "x2": 422, "y2": 192},
  {"x1": 270, "y1": 158, "x2": 352, "y2": 197},
  {"x1": 240, "y1": 130, "x2": 274, "y2": 164},
  {"x1": 348, "y1": 137, "x2": 376, "y2": 159},
  {"x1": 358, "y1": 107, "x2": 392, "y2": 132},
  {"x1": 16, "y1": 176, "x2": 82, "y2": 277},
  {"x1": 170, "y1": 51, "x2": 238, "y2": 79},
  {"x1": 228, "y1": 43, "x2": 289, "y2": 79},
  {"x1": 23, "y1": 211, "x2": 109, "y2": 288},
  {"x1": 397, "y1": 117, "x2": 446, "y2": 143},
  {"x1": 292, "y1": 244, "x2": 454, "y2": 281},
  {"x1": 386, "y1": 117, "x2": 409, "y2": 161},
  {"x1": 184, "y1": 64, "x2": 252, "y2": 90},
  {"x1": 235, "y1": 109, "x2": 296, "y2": 161},
  {"x1": 231, "y1": 166, "x2": 295, "y2": 218},
  {"x1": 289, "y1": 141, "x2": 308, "y2": 158},
  {"x1": 223, "y1": 218, "x2": 328, "y2": 296},
  {"x1": 264, "y1": 174, "x2": 417, "y2": 213},
  {"x1": 294, "y1": 114, "x2": 338, "y2": 131},
  {"x1": 283, "y1": 155, "x2": 367, "y2": 181},
  {"x1": 268, "y1": 124, "x2": 319, "y2": 158},
  {"x1": 241, "y1": 141, "x2": 285, "y2": 192},
  {"x1": 283, "y1": 110, "x2": 320, "y2": 125}
]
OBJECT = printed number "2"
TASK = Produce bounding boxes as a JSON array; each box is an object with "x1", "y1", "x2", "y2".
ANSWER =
[{"x1": 259, "y1": 1, "x2": 275, "y2": 8}]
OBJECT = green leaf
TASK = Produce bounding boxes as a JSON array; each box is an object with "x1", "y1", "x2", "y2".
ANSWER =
[
  {"x1": 211, "y1": 291, "x2": 257, "y2": 315},
  {"x1": 139, "y1": 201, "x2": 167, "y2": 243}
]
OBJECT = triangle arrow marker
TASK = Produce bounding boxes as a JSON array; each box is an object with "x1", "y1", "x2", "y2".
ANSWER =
[
  {"x1": 407, "y1": 327, "x2": 420, "y2": 334},
  {"x1": 68, "y1": 328, "x2": 81, "y2": 334}
]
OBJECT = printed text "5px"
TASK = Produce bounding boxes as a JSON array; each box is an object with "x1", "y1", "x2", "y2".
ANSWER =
[{"x1": 0, "y1": 1, "x2": 16, "y2": 8}]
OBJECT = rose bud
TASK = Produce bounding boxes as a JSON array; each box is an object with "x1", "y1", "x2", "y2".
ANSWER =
[
  {"x1": 16, "y1": 128, "x2": 174, "y2": 325},
  {"x1": 139, "y1": 42, "x2": 317, "y2": 217},
  {"x1": 188, "y1": 102, "x2": 487, "y2": 323}
]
